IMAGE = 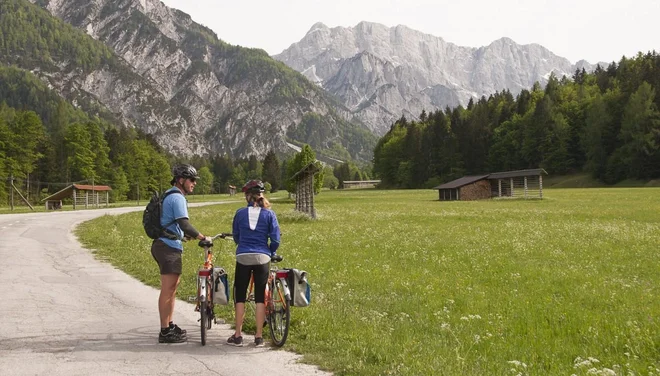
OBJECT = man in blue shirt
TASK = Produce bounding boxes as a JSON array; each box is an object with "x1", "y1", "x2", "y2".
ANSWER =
[{"x1": 151, "y1": 164, "x2": 208, "y2": 343}]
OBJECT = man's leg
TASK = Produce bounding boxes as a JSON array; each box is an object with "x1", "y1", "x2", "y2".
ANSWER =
[{"x1": 159, "y1": 273, "x2": 180, "y2": 328}]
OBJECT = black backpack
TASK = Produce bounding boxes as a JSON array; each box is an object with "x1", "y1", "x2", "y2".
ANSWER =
[{"x1": 142, "y1": 190, "x2": 181, "y2": 240}]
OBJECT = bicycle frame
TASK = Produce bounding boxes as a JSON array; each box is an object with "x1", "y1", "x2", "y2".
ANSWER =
[
  {"x1": 248, "y1": 269, "x2": 291, "y2": 310},
  {"x1": 197, "y1": 269, "x2": 212, "y2": 303},
  {"x1": 193, "y1": 233, "x2": 231, "y2": 346},
  {"x1": 197, "y1": 245, "x2": 214, "y2": 304}
]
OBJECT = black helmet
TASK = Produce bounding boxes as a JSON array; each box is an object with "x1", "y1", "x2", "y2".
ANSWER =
[
  {"x1": 242, "y1": 180, "x2": 265, "y2": 194},
  {"x1": 172, "y1": 164, "x2": 199, "y2": 180}
]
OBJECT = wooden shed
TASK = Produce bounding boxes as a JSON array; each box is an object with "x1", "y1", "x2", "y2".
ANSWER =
[
  {"x1": 488, "y1": 168, "x2": 547, "y2": 199},
  {"x1": 342, "y1": 180, "x2": 381, "y2": 189},
  {"x1": 433, "y1": 175, "x2": 490, "y2": 201},
  {"x1": 41, "y1": 184, "x2": 112, "y2": 210},
  {"x1": 433, "y1": 169, "x2": 547, "y2": 201}
]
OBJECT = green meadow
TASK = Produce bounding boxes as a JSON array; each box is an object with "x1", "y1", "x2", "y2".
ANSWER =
[{"x1": 77, "y1": 188, "x2": 660, "y2": 376}]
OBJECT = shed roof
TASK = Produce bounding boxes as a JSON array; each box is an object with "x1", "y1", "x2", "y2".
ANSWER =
[
  {"x1": 433, "y1": 168, "x2": 548, "y2": 190},
  {"x1": 42, "y1": 184, "x2": 112, "y2": 202},
  {"x1": 488, "y1": 168, "x2": 548, "y2": 179},
  {"x1": 433, "y1": 175, "x2": 489, "y2": 190}
]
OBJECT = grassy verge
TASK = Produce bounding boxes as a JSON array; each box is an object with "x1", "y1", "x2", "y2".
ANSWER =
[{"x1": 76, "y1": 188, "x2": 660, "y2": 376}]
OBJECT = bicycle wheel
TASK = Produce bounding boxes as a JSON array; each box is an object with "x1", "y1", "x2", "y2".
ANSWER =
[
  {"x1": 200, "y1": 300, "x2": 208, "y2": 346},
  {"x1": 268, "y1": 278, "x2": 290, "y2": 347}
]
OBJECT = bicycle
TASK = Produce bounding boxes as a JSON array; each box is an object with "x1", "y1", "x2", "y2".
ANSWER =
[
  {"x1": 245, "y1": 253, "x2": 294, "y2": 347},
  {"x1": 197, "y1": 233, "x2": 297, "y2": 347},
  {"x1": 191, "y1": 233, "x2": 231, "y2": 346}
]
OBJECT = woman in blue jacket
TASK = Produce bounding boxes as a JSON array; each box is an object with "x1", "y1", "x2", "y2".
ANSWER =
[{"x1": 227, "y1": 180, "x2": 281, "y2": 347}]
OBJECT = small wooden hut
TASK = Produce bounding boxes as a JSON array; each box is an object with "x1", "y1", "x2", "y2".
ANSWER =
[
  {"x1": 342, "y1": 180, "x2": 381, "y2": 189},
  {"x1": 488, "y1": 169, "x2": 547, "y2": 199},
  {"x1": 41, "y1": 184, "x2": 112, "y2": 209},
  {"x1": 433, "y1": 169, "x2": 547, "y2": 201},
  {"x1": 433, "y1": 175, "x2": 490, "y2": 201}
]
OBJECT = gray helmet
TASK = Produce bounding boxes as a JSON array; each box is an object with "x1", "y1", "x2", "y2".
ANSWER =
[
  {"x1": 171, "y1": 164, "x2": 199, "y2": 183},
  {"x1": 242, "y1": 179, "x2": 265, "y2": 194}
]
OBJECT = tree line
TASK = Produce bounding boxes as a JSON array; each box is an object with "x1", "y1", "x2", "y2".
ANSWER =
[
  {"x1": 0, "y1": 61, "x2": 372, "y2": 206},
  {"x1": 373, "y1": 52, "x2": 660, "y2": 188},
  {"x1": 0, "y1": 95, "x2": 374, "y2": 206}
]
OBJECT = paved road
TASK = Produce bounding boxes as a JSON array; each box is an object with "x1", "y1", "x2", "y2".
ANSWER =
[{"x1": 0, "y1": 205, "x2": 330, "y2": 376}]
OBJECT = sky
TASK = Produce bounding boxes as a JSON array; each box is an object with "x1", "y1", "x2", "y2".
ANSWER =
[{"x1": 160, "y1": 0, "x2": 658, "y2": 64}]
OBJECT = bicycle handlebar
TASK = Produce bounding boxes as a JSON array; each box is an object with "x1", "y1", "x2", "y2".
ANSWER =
[
  {"x1": 198, "y1": 233, "x2": 233, "y2": 248},
  {"x1": 212, "y1": 233, "x2": 233, "y2": 240}
]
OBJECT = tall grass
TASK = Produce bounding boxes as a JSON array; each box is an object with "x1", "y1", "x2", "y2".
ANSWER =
[{"x1": 77, "y1": 188, "x2": 660, "y2": 376}]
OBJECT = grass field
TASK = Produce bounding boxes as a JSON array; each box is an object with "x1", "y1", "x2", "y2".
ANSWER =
[{"x1": 76, "y1": 188, "x2": 660, "y2": 376}]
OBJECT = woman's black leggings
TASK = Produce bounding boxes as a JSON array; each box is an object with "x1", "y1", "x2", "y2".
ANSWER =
[{"x1": 233, "y1": 262, "x2": 269, "y2": 303}]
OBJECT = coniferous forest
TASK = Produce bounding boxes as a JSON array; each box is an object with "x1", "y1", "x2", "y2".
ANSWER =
[
  {"x1": 373, "y1": 52, "x2": 660, "y2": 188},
  {"x1": 0, "y1": 61, "x2": 333, "y2": 205}
]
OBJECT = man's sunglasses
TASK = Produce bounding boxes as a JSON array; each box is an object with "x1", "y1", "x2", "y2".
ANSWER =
[{"x1": 189, "y1": 178, "x2": 197, "y2": 183}]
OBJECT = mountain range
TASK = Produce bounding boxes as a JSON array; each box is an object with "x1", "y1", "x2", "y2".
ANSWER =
[
  {"x1": 12, "y1": 0, "x2": 375, "y2": 161},
  {"x1": 274, "y1": 22, "x2": 606, "y2": 135},
  {"x1": 4, "y1": 0, "x2": 609, "y2": 161}
]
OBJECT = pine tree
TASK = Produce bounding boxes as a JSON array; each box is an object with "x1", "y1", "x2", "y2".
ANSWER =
[
  {"x1": 617, "y1": 82, "x2": 660, "y2": 179},
  {"x1": 262, "y1": 150, "x2": 281, "y2": 192},
  {"x1": 6, "y1": 110, "x2": 46, "y2": 179},
  {"x1": 196, "y1": 166, "x2": 213, "y2": 195},
  {"x1": 582, "y1": 93, "x2": 611, "y2": 179},
  {"x1": 109, "y1": 167, "x2": 129, "y2": 202},
  {"x1": 64, "y1": 122, "x2": 95, "y2": 182}
]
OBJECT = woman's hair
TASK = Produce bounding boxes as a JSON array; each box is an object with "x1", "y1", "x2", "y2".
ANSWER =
[{"x1": 246, "y1": 192, "x2": 271, "y2": 209}]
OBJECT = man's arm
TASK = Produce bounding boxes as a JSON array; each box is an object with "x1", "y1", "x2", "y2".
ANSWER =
[{"x1": 176, "y1": 218, "x2": 205, "y2": 240}]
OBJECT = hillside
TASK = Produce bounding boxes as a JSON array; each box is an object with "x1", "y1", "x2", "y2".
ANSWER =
[{"x1": 1, "y1": 0, "x2": 376, "y2": 160}]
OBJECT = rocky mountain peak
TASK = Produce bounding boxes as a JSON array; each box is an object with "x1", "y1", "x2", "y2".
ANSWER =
[{"x1": 274, "y1": 22, "x2": 601, "y2": 135}]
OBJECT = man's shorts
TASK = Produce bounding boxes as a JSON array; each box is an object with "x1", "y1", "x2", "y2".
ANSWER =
[{"x1": 151, "y1": 239, "x2": 182, "y2": 275}]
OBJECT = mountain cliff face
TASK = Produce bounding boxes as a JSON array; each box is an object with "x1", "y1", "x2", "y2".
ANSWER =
[
  {"x1": 23, "y1": 0, "x2": 374, "y2": 160},
  {"x1": 274, "y1": 22, "x2": 603, "y2": 135}
]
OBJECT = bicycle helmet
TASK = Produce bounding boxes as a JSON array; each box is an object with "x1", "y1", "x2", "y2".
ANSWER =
[
  {"x1": 172, "y1": 164, "x2": 199, "y2": 180},
  {"x1": 242, "y1": 179, "x2": 265, "y2": 194}
]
